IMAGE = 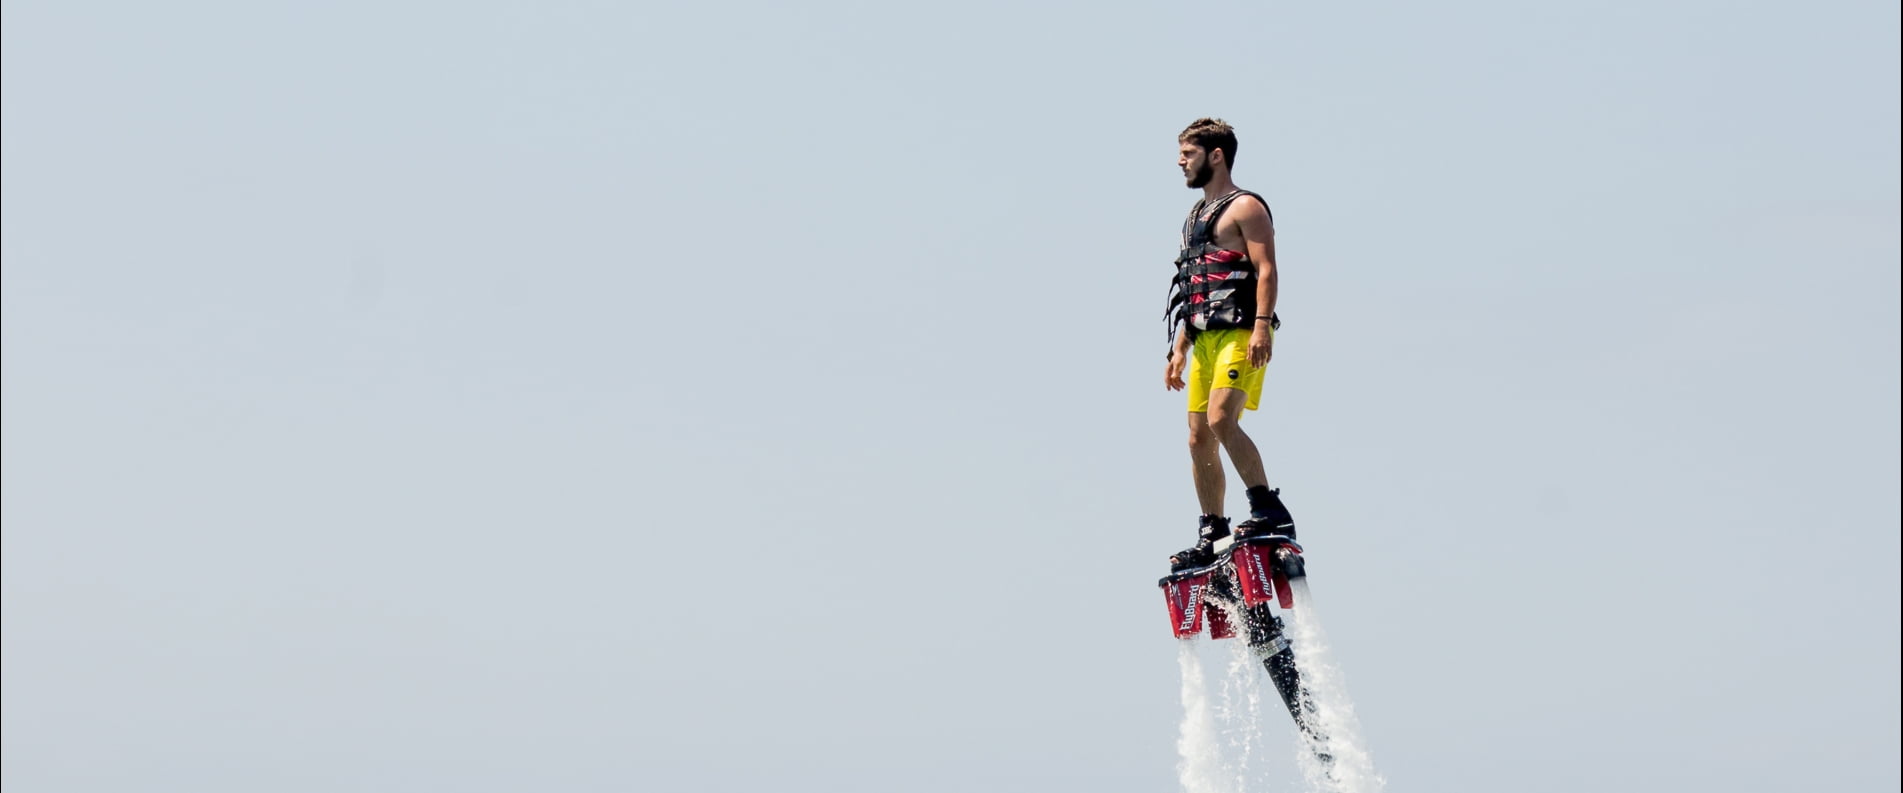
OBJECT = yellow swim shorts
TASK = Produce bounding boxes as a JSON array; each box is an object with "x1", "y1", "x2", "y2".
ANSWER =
[{"x1": 1186, "y1": 328, "x2": 1268, "y2": 413}]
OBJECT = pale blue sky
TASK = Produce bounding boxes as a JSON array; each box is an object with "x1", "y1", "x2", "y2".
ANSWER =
[{"x1": 4, "y1": 1, "x2": 1898, "y2": 791}]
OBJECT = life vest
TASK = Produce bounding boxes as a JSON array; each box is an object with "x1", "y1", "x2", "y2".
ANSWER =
[{"x1": 1165, "y1": 190, "x2": 1279, "y2": 348}]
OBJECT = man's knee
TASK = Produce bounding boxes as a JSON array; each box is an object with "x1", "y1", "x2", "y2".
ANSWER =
[
  {"x1": 1188, "y1": 416, "x2": 1218, "y2": 448},
  {"x1": 1207, "y1": 410, "x2": 1245, "y2": 443},
  {"x1": 1206, "y1": 389, "x2": 1252, "y2": 438}
]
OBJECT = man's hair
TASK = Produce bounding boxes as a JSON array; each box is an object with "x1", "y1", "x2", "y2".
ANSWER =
[{"x1": 1179, "y1": 117, "x2": 1238, "y2": 168}]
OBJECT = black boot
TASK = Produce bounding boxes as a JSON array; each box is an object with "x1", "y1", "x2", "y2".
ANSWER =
[
  {"x1": 1235, "y1": 487, "x2": 1296, "y2": 540},
  {"x1": 1170, "y1": 515, "x2": 1231, "y2": 571}
]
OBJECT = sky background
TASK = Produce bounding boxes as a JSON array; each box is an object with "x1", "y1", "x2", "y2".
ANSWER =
[{"x1": 4, "y1": 0, "x2": 1899, "y2": 791}]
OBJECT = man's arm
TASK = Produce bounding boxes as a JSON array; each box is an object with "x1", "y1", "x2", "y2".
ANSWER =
[
  {"x1": 1234, "y1": 198, "x2": 1278, "y2": 366},
  {"x1": 1166, "y1": 324, "x2": 1191, "y2": 390}
]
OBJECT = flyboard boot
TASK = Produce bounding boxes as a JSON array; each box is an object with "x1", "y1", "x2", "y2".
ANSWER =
[{"x1": 1169, "y1": 514, "x2": 1231, "y2": 572}]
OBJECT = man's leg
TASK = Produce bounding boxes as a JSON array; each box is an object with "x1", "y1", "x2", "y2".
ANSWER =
[
  {"x1": 1188, "y1": 411, "x2": 1226, "y2": 515},
  {"x1": 1174, "y1": 339, "x2": 1233, "y2": 569},
  {"x1": 1206, "y1": 387, "x2": 1268, "y2": 490},
  {"x1": 1173, "y1": 410, "x2": 1233, "y2": 568},
  {"x1": 1208, "y1": 386, "x2": 1298, "y2": 536}
]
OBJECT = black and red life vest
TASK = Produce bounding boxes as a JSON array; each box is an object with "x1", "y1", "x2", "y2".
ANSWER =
[{"x1": 1165, "y1": 189, "x2": 1279, "y2": 347}]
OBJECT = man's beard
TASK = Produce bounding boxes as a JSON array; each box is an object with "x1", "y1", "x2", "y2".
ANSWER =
[{"x1": 1186, "y1": 160, "x2": 1214, "y2": 189}]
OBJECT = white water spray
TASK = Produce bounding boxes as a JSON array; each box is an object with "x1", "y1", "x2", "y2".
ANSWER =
[
  {"x1": 1285, "y1": 580, "x2": 1384, "y2": 793},
  {"x1": 1176, "y1": 642, "x2": 1231, "y2": 793},
  {"x1": 1173, "y1": 579, "x2": 1383, "y2": 792},
  {"x1": 1219, "y1": 628, "x2": 1269, "y2": 792}
]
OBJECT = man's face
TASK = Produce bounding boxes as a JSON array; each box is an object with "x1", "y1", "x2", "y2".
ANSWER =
[{"x1": 1179, "y1": 143, "x2": 1214, "y2": 188}]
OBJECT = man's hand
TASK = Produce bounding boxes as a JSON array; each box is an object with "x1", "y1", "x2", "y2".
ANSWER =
[
  {"x1": 1248, "y1": 327, "x2": 1273, "y2": 368},
  {"x1": 1166, "y1": 350, "x2": 1187, "y2": 391}
]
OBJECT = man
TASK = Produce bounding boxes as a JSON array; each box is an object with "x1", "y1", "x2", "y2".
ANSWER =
[{"x1": 1164, "y1": 118, "x2": 1297, "y2": 571}]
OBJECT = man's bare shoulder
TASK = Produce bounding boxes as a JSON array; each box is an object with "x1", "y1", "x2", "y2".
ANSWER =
[
  {"x1": 1220, "y1": 192, "x2": 1273, "y2": 246},
  {"x1": 1228, "y1": 191, "x2": 1273, "y2": 224}
]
